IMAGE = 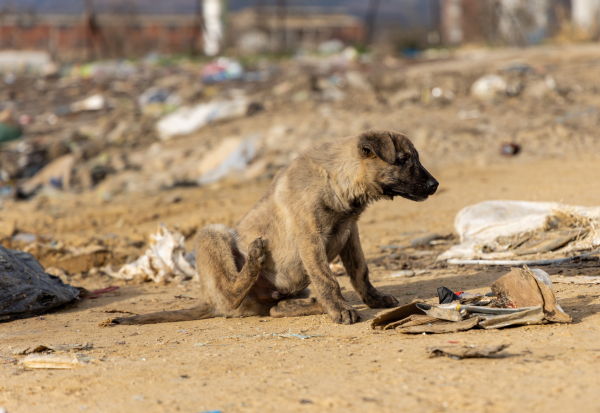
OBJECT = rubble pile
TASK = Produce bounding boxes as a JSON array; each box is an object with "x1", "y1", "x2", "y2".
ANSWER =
[{"x1": 1, "y1": 47, "x2": 599, "y2": 205}]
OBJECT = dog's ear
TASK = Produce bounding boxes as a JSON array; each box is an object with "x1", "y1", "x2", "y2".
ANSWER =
[{"x1": 357, "y1": 131, "x2": 396, "y2": 164}]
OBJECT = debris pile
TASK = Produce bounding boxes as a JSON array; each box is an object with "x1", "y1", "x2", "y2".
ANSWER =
[
  {"x1": 439, "y1": 200, "x2": 600, "y2": 265},
  {"x1": 1, "y1": 46, "x2": 600, "y2": 203},
  {"x1": 372, "y1": 266, "x2": 572, "y2": 334}
]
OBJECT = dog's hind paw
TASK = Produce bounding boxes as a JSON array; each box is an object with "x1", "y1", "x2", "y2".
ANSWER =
[{"x1": 248, "y1": 237, "x2": 267, "y2": 266}]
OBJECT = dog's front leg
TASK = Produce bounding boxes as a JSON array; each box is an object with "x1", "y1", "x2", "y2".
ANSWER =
[
  {"x1": 297, "y1": 232, "x2": 360, "y2": 324},
  {"x1": 340, "y1": 222, "x2": 399, "y2": 308}
]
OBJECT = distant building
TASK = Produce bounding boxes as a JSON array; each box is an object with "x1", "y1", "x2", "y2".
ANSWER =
[
  {"x1": 230, "y1": 7, "x2": 364, "y2": 54},
  {"x1": 572, "y1": 0, "x2": 600, "y2": 35},
  {"x1": 438, "y1": 0, "x2": 572, "y2": 46},
  {"x1": 0, "y1": 12, "x2": 202, "y2": 59}
]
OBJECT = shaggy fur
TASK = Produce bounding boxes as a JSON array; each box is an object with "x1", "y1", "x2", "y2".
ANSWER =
[{"x1": 112, "y1": 130, "x2": 438, "y2": 325}]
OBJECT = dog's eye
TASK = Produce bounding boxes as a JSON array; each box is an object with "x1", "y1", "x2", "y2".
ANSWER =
[
  {"x1": 362, "y1": 147, "x2": 372, "y2": 156},
  {"x1": 396, "y1": 158, "x2": 408, "y2": 166}
]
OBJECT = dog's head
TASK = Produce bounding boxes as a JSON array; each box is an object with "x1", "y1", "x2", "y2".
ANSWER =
[{"x1": 357, "y1": 130, "x2": 438, "y2": 202}]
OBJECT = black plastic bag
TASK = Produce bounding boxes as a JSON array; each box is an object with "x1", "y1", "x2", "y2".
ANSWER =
[
  {"x1": 0, "y1": 245, "x2": 79, "y2": 322},
  {"x1": 437, "y1": 286, "x2": 460, "y2": 304}
]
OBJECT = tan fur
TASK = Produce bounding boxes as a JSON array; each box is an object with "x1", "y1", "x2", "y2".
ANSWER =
[{"x1": 112, "y1": 130, "x2": 438, "y2": 326}]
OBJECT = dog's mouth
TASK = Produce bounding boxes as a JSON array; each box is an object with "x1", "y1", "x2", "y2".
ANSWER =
[{"x1": 387, "y1": 189, "x2": 429, "y2": 202}]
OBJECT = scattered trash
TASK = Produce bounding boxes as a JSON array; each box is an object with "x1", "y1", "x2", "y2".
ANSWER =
[
  {"x1": 437, "y1": 287, "x2": 460, "y2": 304},
  {"x1": 19, "y1": 154, "x2": 76, "y2": 196},
  {"x1": 471, "y1": 75, "x2": 507, "y2": 100},
  {"x1": 70, "y1": 94, "x2": 106, "y2": 112},
  {"x1": 281, "y1": 333, "x2": 318, "y2": 340},
  {"x1": 439, "y1": 201, "x2": 600, "y2": 262},
  {"x1": 0, "y1": 109, "x2": 22, "y2": 143},
  {"x1": 12, "y1": 233, "x2": 36, "y2": 243},
  {"x1": 457, "y1": 109, "x2": 481, "y2": 120},
  {"x1": 26, "y1": 243, "x2": 111, "y2": 274},
  {"x1": 553, "y1": 276, "x2": 600, "y2": 284},
  {"x1": 197, "y1": 136, "x2": 258, "y2": 185},
  {"x1": 501, "y1": 143, "x2": 521, "y2": 156},
  {"x1": 201, "y1": 57, "x2": 243, "y2": 83},
  {"x1": 156, "y1": 95, "x2": 249, "y2": 140},
  {"x1": 398, "y1": 317, "x2": 482, "y2": 334},
  {"x1": 0, "y1": 244, "x2": 79, "y2": 322},
  {"x1": 427, "y1": 344, "x2": 510, "y2": 359},
  {"x1": 100, "y1": 309, "x2": 136, "y2": 314},
  {"x1": 174, "y1": 295, "x2": 195, "y2": 300},
  {"x1": 491, "y1": 266, "x2": 571, "y2": 323},
  {"x1": 79, "y1": 286, "x2": 119, "y2": 299},
  {"x1": 12, "y1": 343, "x2": 93, "y2": 355},
  {"x1": 138, "y1": 87, "x2": 181, "y2": 116},
  {"x1": 372, "y1": 265, "x2": 570, "y2": 335},
  {"x1": 416, "y1": 303, "x2": 463, "y2": 322},
  {"x1": 411, "y1": 233, "x2": 446, "y2": 248},
  {"x1": 389, "y1": 270, "x2": 415, "y2": 278},
  {"x1": 105, "y1": 225, "x2": 195, "y2": 283},
  {"x1": 20, "y1": 354, "x2": 83, "y2": 369},
  {"x1": 445, "y1": 253, "x2": 598, "y2": 266}
]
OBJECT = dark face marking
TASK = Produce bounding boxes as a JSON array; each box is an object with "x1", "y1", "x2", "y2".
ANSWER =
[{"x1": 358, "y1": 131, "x2": 439, "y2": 202}]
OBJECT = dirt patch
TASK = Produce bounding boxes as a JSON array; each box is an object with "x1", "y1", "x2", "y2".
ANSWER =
[{"x1": 2, "y1": 158, "x2": 600, "y2": 412}]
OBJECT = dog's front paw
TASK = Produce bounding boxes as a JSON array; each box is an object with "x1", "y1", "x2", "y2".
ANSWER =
[
  {"x1": 362, "y1": 291, "x2": 399, "y2": 309},
  {"x1": 327, "y1": 303, "x2": 360, "y2": 325}
]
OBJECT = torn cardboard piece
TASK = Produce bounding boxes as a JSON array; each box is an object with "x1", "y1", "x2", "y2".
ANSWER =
[
  {"x1": 371, "y1": 301, "x2": 426, "y2": 330},
  {"x1": 384, "y1": 314, "x2": 441, "y2": 330},
  {"x1": 12, "y1": 342, "x2": 93, "y2": 355},
  {"x1": 397, "y1": 317, "x2": 481, "y2": 334},
  {"x1": 477, "y1": 306, "x2": 545, "y2": 329},
  {"x1": 427, "y1": 344, "x2": 510, "y2": 359},
  {"x1": 491, "y1": 266, "x2": 571, "y2": 323},
  {"x1": 416, "y1": 303, "x2": 462, "y2": 322},
  {"x1": 20, "y1": 354, "x2": 83, "y2": 369}
]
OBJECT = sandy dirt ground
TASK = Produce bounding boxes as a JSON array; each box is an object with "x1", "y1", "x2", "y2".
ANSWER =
[{"x1": 2, "y1": 157, "x2": 600, "y2": 413}]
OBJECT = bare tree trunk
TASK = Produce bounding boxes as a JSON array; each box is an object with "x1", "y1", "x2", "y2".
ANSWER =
[
  {"x1": 364, "y1": 0, "x2": 380, "y2": 45},
  {"x1": 277, "y1": 0, "x2": 286, "y2": 52},
  {"x1": 255, "y1": 0, "x2": 267, "y2": 32}
]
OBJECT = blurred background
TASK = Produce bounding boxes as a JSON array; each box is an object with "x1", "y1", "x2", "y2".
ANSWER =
[{"x1": 0, "y1": 0, "x2": 600, "y2": 274}]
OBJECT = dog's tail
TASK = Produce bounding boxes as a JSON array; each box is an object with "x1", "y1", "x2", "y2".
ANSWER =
[{"x1": 111, "y1": 302, "x2": 219, "y2": 325}]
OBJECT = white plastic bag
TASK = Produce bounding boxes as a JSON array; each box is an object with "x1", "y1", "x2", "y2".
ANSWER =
[
  {"x1": 107, "y1": 225, "x2": 195, "y2": 283},
  {"x1": 156, "y1": 95, "x2": 247, "y2": 140}
]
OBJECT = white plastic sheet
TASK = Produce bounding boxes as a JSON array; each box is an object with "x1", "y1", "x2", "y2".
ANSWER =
[
  {"x1": 107, "y1": 225, "x2": 195, "y2": 283},
  {"x1": 198, "y1": 136, "x2": 258, "y2": 185},
  {"x1": 439, "y1": 200, "x2": 600, "y2": 261},
  {"x1": 156, "y1": 95, "x2": 247, "y2": 140}
]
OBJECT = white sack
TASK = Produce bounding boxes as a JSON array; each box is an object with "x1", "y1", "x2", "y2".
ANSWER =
[{"x1": 439, "y1": 200, "x2": 600, "y2": 261}]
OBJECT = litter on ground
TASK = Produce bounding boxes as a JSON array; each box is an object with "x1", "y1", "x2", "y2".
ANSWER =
[
  {"x1": 439, "y1": 201, "x2": 600, "y2": 264},
  {"x1": 372, "y1": 266, "x2": 571, "y2": 334}
]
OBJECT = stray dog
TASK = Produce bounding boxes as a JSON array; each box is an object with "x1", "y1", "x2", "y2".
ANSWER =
[{"x1": 112, "y1": 130, "x2": 438, "y2": 325}]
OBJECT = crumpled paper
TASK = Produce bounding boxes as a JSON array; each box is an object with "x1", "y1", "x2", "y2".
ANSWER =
[{"x1": 107, "y1": 225, "x2": 195, "y2": 283}]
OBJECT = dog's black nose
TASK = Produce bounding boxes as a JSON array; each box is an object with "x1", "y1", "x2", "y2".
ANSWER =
[{"x1": 427, "y1": 179, "x2": 439, "y2": 189}]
